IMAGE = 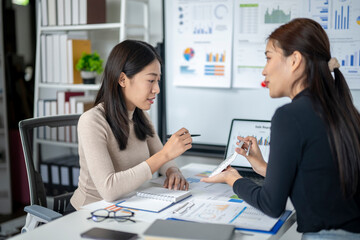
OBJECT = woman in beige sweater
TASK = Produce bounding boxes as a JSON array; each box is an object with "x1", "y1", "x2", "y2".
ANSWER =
[{"x1": 66, "y1": 40, "x2": 193, "y2": 212}]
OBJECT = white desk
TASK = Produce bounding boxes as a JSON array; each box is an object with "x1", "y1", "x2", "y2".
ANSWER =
[{"x1": 10, "y1": 163, "x2": 296, "y2": 240}]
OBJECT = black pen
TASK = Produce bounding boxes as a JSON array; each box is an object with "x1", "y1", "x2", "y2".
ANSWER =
[{"x1": 166, "y1": 134, "x2": 201, "y2": 138}]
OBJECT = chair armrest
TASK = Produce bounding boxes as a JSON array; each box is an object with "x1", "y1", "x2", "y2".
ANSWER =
[{"x1": 24, "y1": 205, "x2": 62, "y2": 222}]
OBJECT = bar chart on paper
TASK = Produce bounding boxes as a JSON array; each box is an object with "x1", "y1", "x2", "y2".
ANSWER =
[
  {"x1": 305, "y1": 0, "x2": 329, "y2": 29},
  {"x1": 333, "y1": 4, "x2": 349, "y2": 30},
  {"x1": 332, "y1": 40, "x2": 360, "y2": 88},
  {"x1": 206, "y1": 51, "x2": 226, "y2": 63},
  {"x1": 172, "y1": 0, "x2": 233, "y2": 88},
  {"x1": 340, "y1": 50, "x2": 360, "y2": 67}
]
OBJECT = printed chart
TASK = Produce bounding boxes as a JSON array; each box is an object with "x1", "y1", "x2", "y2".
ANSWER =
[
  {"x1": 172, "y1": 0, "x2": 233, "y2": 88},
  {"x1": 172, "y1": 0, "x2": 360, "y2": 89}
]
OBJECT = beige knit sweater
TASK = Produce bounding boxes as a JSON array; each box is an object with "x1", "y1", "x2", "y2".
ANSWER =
[{"x1": 70, "y1": 104, "x2": 177, "y2": 210}]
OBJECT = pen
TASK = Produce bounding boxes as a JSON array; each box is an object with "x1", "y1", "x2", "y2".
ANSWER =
[
  {"x1": 173, "y1": 202, "x2": 189, "y2": 214},
  {"x1": 172, "y1": 202, "x2": 194, "y2": 214},
  {"x1": 246, "y1": 141, "x2": 251, "y2": 156},
  {"x1": 166, "y1": 134, "x2": 201, "y2": 138}
]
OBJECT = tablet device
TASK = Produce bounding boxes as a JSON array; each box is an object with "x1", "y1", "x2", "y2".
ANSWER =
[
  {"x1": 80, "y1": 227, "x2": 138, "y2": 240},
  {"x1": 209, "y1": 141, "x2": 244, "y2": 177},
  {"x1": 226, "y1": 119, "x2": 269, "y2": 184}
]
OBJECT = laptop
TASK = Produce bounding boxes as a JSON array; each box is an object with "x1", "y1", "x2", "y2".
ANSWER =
[{"x1": 225, "y1": 119, "x2": 271, "y2": 185}]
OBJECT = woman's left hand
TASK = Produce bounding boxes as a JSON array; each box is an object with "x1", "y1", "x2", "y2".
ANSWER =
[
  {"x1": 163, "y1": 167, "x2": 189, "y2": 190},
  {"x1": 201, "y1": 166, "x2": 241, "y2": 187}
]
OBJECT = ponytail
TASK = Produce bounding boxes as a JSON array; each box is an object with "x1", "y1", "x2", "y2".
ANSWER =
[{"x1": 329, "y1": 68, "x2": 360, "y2": 197}]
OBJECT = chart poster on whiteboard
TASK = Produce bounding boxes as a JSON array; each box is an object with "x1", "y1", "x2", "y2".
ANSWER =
[
  {"x1": 172, "y1": 0, "x2": 233, "y2": 88},
  {"x1": 232, "y1": 0, "x2": 302, "y2": 88},
  {"x1": 324, "y1": 0, "x2": 360, "y2": 89},
  {"x1": 232, "y1": 0, "x2": 360, "y2": 89}
]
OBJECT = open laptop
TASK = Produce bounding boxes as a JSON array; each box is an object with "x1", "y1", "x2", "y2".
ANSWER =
[{"x1": 225, "y1": 119, "x2": 271, "y2": 185}]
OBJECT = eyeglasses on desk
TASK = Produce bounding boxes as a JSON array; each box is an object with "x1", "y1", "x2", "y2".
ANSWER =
[{"x1": 87, "y1": 209, "x2": 136, "y2": 223}]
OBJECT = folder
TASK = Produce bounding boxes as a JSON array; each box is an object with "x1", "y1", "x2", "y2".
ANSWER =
[
  {"x1": 43, "y1": 155, "x2": 80, "y2": 195},
  {"x1": 67, "y1": 39, "x2": 91, "y2": 84},
  {"x1": 59, "y1": 156, "x2": 80, "y2": 191},
  {"x1": 72, "y1": 164, "x2": 80, "y2": 187}
]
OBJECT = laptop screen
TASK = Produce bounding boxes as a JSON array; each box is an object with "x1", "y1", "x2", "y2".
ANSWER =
[{"x1": 225, "y1": 119, "x2": 271, "y2": 169}]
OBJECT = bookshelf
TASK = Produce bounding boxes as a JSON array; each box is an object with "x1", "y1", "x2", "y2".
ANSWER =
[
  {"x1": 0, "y1": 2, "x2": 12, "y2": 214},
  {"x1": 33, "y1": 0, "x2": 150, "y2": 192}
]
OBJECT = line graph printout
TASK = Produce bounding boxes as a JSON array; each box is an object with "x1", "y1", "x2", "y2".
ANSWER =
[{"x1": 170, "y1": 199, "x2": 280, "y2": 231}]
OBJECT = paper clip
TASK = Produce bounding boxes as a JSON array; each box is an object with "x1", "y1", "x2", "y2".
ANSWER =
[{"x1": 173, "y1": 202, "x2": 194, "y2": 214}]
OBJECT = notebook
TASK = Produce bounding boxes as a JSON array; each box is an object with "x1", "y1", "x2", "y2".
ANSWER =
[
  {"x1": 115, "y1": 187, "x2": 191, "y2": 213},
  {"x1": 143, "y1": 219, "x2": 234, "y2": 240},
  {"x1": 225, "y1": 119, "x2": 271, "y2": 184}
]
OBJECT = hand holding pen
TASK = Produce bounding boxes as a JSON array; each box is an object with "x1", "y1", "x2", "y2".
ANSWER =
[
  {"x1": 236, "y1": 136, "x2": 267, "y2": 177},
  {"x1": 246, "y1": 141, "x2": 251, "y2": 156},
  {"x1": 161, "y1": 128, "x2": 194, "y2": 160}
]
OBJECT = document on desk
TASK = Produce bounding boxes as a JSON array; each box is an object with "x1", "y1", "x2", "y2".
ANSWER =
[
  {"x1": 169, "y1": 199, "x2": 282, "y2": 232},
  {"x1": 151, "y1": 175, "x2": 242, "y2": 202}
]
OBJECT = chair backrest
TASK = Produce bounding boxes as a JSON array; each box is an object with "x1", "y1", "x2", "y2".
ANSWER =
[{"x1": 18, "y1": 114, "x2": 81, "y2": 212}]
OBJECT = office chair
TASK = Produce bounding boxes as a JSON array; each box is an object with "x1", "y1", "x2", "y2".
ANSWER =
[{"x1": 18, "y1": 114, "x2": 81, "y2": 233}]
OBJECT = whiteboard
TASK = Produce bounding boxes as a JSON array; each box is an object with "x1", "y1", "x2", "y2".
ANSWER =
[{"x1": 164, "y1": 0, "x2": 360, "y2": 147}]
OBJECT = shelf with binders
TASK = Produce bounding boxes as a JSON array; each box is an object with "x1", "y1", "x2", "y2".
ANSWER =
[
  {"x1": 33, "y1": 0, "x2": 151, "y2": 198},
  {"x1": 40, "y1": 154, "x2": 80, "y2": 197},
  {"x1": 40, "y1": 22, "x2": 148, "y2": 32},
  {"x1": 40, "y1": 22, "x2": 123, "y2": 31},
  {"x1": 38, "y1": 83, "x2": 101, "y2": 90}
]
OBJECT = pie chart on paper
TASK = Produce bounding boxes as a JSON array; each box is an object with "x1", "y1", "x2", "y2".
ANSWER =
[{"x1": 183, "y1": 48, "x2": 195, "y2": 61}]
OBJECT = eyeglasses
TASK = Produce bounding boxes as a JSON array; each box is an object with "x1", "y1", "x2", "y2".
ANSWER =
[{"x1": 87, "y1": 209, "x2": 136, "y2": 223}]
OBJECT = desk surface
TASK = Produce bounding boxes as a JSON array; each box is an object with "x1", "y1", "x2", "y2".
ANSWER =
[{"x1": 10, "y1": 163, "x2": 296, "y2": 240}]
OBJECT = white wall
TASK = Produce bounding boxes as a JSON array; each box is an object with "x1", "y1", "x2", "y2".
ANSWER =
[{"x1": 148, "y1": 0, "x2": 163, "y2": 45}]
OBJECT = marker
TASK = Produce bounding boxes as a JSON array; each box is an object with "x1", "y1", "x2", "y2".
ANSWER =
[{"x1": 166, "y1": 134, "x2": 201, "y2": 138}]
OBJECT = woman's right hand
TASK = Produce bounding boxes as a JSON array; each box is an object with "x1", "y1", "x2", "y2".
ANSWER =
[
  {"x1": 236, "y1": 136, "x2": 267, "y2": 177},
  {"x1": 162, "y1": 128, "x2": 192, "y2": 160}
]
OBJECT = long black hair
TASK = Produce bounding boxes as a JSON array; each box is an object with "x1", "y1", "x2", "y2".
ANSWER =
[
  {"x1": 95, "y1": 40, "x2": 162, "y2": 150},
  {"x1": 268, "y1": 18, "x2": 360, "y2": 197}
]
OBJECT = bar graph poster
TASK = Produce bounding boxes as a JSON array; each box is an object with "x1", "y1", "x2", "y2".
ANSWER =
[
  {"x1": 332, "y1": 41, "x2": 360, "y2": 88},
  {"x1": 170, "y1": 0, "x2": 359, "y2": 89},
  {"x1": 327, "y1": 0, "x2": 360, "y2": 88},
  {"x1": 232, "y1": 0, "x2": 360, "y2": 89},
  {"x1": 232, "y1": 0, "x2": 301, "y2": 88},
  {"x1": 172, "y1": 0, "x2": 233, "y2": 88}
]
